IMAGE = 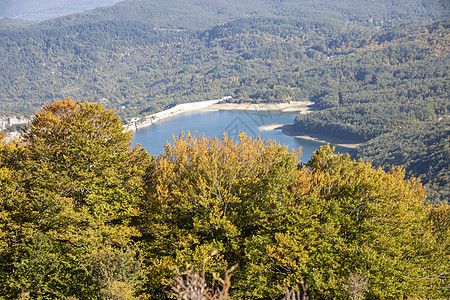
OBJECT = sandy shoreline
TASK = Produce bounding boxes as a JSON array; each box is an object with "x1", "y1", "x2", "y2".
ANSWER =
[
  {"x1": 3, "y1": 99, "x2": 358, "y2": 149},
  {"x1": 281, "y1": 125, "x2": 361, "y2": 149},
  {"x1": 132, "y1": 99, "x2": 312, "y2": 130},
  {"x1": 205, "y1": 101, "x2": 313, "y2": 113},
  {"x1": 258, "y1": 123, "x2": 360, "y2": 149},
  {"x1": 132, "y1": 98, "x2": 360, "y2": 149},
  {"x1": 132, "y1": 98, "x2": 229, "y2": 130},
  {"x1": 258, "y1": 124, "x2": 284, "y2": 131}
]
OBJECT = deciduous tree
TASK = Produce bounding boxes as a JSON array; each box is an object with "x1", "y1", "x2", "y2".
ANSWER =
[{"x1": 0, "y1": 98, "x2": 150, "y2": 299}]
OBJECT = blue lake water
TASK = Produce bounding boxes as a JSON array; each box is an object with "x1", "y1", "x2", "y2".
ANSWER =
[{"x1": 132, "y1": 109, "x2": 351, "y2": 161}]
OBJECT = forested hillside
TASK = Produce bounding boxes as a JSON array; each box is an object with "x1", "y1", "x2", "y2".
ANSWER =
[
  {"x1": 0, "y1": 1, "x2": 448, "y2": 202},
  {"x1": 354, "y1": 119, "x2": 450, "y2": 204},
  {"x1": 1, "y1": 17, "x2": 448, "y2": 120},
  {"x1": 48, "y1": 0, "x2": 450, "y2": 30},
  {"x1": 291, "y1": 21, "x2": 449, "y2": 141},
  {"x1": 0, "y1": 100, "x2": 448, "y2": 299}
]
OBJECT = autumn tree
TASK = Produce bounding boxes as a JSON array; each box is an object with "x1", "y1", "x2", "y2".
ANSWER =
[
  {"x1": 141, "y1": 135, "x2": 446, "y2": 299},
  {"x1": 426, "y1": 204, "x2": 450, "y2": 298},
  {"x1": 268, "y1": 145, "x2": 443, "y2": 299},
  {"x1": 140, "y1": 132, "x2": 302, "y2": 297},
  {"x1": 0, "y1": 98, "x2": 150, "y2": 299},
  {"x1": 1, "y1": 100, "x2": 446, "y2": 299}
]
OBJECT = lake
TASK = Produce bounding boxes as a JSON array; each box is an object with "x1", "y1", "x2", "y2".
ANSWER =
[{"x1": 132, "y1": 109, "x2": 351, "y2": 161}]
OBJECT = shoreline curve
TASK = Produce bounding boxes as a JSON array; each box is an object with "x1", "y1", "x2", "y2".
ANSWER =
[
  {"x1": 130, "y1": 98, "x2": 312, "y2": 130},
  {"x1": 281, "y1": 125, "x2": 361, "y2": 149},
  {"x1": 130, "y1": 98, "x2": 359, "y2": 149}
]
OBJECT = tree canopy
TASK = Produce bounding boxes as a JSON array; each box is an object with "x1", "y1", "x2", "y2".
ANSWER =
[
  {"x1": 0, "y1": 100, "x2": 448, "y2": 299},
  {"x1": 0, "y1": 99, "x2": 150, "y2": 299},
  {"x1": 354, "y1": 119, "x2": 450, "y2": 205},
  {"x1": 0, "y1": 1, "x2": 448, "y2": 205},
  {"x1": 139, "y1": 133, "x2": 448, "y2": 299}
]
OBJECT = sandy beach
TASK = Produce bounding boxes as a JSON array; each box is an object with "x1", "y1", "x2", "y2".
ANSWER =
[
  {"x1": 132, "y1": 99, "x2": 312, "y2": 130},
  {"x1": 132, "y1": 98, "x2": 229, "y2": 130},
  {"x1": 258, "y1": 124, "x2": 284, "y2": 131}
]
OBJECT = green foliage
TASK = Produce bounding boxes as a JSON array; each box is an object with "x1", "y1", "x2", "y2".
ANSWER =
[
  {"x1": 23, "y1": 98, "x2": 149, "y2": 221},
  {"x1": 1, "y1": 102, "x2": 447, "y2": 298},
  {"x1": 0, "y1": 99, "x2": 150, "y2": 299},
  {"x1": 0, "y1": 2, "x2": 448, "y2": 216},
  {"x1": 140, "y1": 132, "x2": 302, "y2": 297},
  {"x1": 426, "y1": 204, "x2": 450, "y2": 298},
  {"x1": 47, "y1": 0, "x2": 450, "y2": 30},
  {"x1": 140, "y1": 134, "x2": 447, "y2": 298},
  {"x1": 292, "y1": 20, "x2": 449, "y2": 142},
  {"x1": 298, "y1": 146, "x2": 436, "y2": 298},
  {"x1": 1, "y1": 14, "x2": 448, "y2": 123}
]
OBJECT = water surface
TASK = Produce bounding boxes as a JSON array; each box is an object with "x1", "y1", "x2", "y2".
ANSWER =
[{"x1": 132, "y1": 109, "x2": 350, "y2": 161}]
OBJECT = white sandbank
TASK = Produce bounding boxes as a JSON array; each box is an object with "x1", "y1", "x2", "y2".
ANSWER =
[{"x1": 130, "y1": 98, "x2": 311, "y2": 130}]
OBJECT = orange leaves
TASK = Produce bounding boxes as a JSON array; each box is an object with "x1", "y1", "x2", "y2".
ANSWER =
[
  {"x1": 148, "y1": 131, "x2": 303, "y2": 218},
  {"x1": 28, "y1": 98, "x2": 78, "y2": 139},
  {"x1": 142, "y1": 131, "x2": 304, "y2": 295}
]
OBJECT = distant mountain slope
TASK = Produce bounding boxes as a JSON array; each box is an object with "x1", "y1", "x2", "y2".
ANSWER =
[
  {"x1": 0, "y1": 19, "x2": 34, "y2": 29},
  {"x1": 0, "y1": 17, "x2": 448, "y2": 119},
  {"x1": 0, "y1": 0, "x2": 124, "y2": 21},
  {"x1": 68, "y1": 0, "x2": 450, "y2": 30}
]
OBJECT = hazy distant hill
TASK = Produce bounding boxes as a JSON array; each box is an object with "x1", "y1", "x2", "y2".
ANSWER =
[
  {"x1": 1, "y1": 0, "x2": 448, "y2": 29},
  {"x1": 0, "y1": 18, "x2": 34, "y2": 29},
  {"x1": 72, "y1": 0, "x2": 450, "y2": 30},
  {"x1": 0, "y1": 0, "x2": 124, "y2": 21}
]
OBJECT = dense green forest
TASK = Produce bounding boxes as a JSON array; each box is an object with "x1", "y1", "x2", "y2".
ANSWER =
[
  {"x1": 4, "y1": 0, "x2": 443, "y2": 30},
  {"x1": 0, "y1": 1, "x2": 449, "y2": 119},
  {"x1": 290, "y1": 20, "x2": 449, "y2": 141},
  {"x1": 0, "y1": 100, "x2": 448, "y2": 299},
  {"x1": 353, "y1": 119, "x2": 450, "y2": 204},
  {"x1": 43, "y1": 0, "x2": 450, "y2": 30},
  {"x1": 0, "y1": 3, "x2": 448, "y2": 205}
]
